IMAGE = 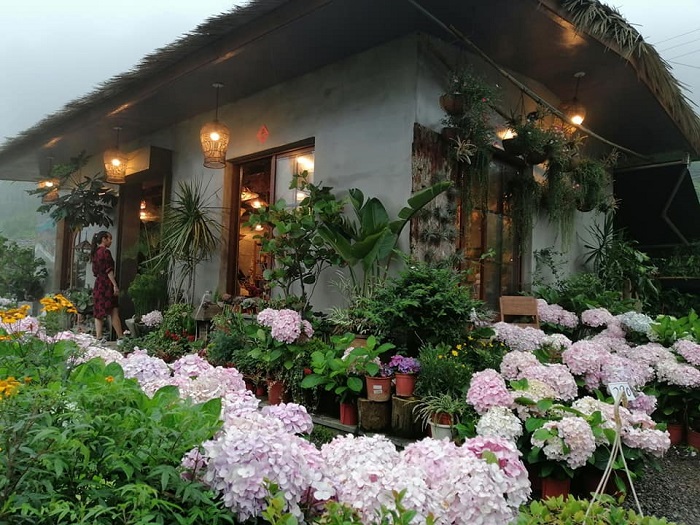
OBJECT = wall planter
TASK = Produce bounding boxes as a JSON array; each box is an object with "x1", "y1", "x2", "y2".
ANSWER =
[{"x1": 365, "y1": 375, "x2": 393, "y2": 402}]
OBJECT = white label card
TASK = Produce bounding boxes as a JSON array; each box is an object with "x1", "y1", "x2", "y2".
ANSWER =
[
  {"x1": 373, "y1": 385, "x2": 383, "y2": 393},
  {"x1": 608, "y1": 382, "x2": 636, "y2": 402}
]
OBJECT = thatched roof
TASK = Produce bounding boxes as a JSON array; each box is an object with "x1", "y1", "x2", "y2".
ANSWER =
[
  {"x1": 559, "y1": 0, "x2": 700, "y2": 154},
  {"x1": 1, "y1": 0, "x2": 698, "y2": 161}
]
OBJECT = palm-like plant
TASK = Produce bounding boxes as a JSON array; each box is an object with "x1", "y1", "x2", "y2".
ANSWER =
[{"x1": 157, "y1": 178, "x2": 222, "y2": 302}]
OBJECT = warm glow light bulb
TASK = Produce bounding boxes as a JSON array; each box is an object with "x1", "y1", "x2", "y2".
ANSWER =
[
  {"x1": 111, "y1": 158, "x2": 121, "y2": 167},
  {"x1": 251, "y1": 199, "x2": 263, "y2": 209},
  {"x1": 571, "y1": 114, "x2": 584, "y2": 126},
  {"x1": 45, "y1": 181, "x2": 54, "y2": 188},
  {"x1": 210, "y1": 131, "x2": 220, "y2": 141},
  {"x1": 254, "y1": 224, "x2": 263, "y2": 231}
]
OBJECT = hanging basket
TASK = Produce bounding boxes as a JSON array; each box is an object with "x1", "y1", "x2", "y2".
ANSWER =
[{"x1": 439, "y1": 93, "x2": 467, "y2": 115}]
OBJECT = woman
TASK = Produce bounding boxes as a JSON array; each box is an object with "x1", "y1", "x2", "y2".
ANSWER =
[{"x1": 91, "y1": 231, "x2": 124, "y2": 340}]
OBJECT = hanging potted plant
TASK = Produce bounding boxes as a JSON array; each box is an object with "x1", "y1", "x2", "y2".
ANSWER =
[
  {"x1": 504, "y1": 111, "x2": 567, "y2": 166},
  {"x1": 571, "y1": 157, "x2": 611, "y2": 212},
  {"x1": 543, "y1": 165, "x2": 579, "y2": 246},
  {"x1": 506, "y1": 172, "x2": 543, "y2": 243}
]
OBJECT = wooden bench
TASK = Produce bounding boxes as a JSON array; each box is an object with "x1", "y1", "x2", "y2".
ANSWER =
[{"x1": 499, "y1": 295, "x2": 540, "y2": 328}]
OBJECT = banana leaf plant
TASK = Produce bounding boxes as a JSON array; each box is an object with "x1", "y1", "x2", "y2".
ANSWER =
[{"x1": 317, "y1": 181, "x2": 451, "y2": 295}]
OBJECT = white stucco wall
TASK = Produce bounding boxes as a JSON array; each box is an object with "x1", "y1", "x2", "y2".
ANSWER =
[{"x1": 135, "y1": 36, "x2": 420, "y2": 309}]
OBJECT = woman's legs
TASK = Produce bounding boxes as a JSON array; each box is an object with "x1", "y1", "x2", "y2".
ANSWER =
[
  {"x1": 111, "y1": 307, "x2": 124, "y2": 338},
  {"x1": 95, "y1": 317, "x2": 104, "y2": 339}
]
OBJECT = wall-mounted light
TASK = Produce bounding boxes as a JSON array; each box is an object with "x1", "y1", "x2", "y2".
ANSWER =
[
  {"x1": 104, "y1": 126, "x2": 127, "y2": 184},
  {"x1": 559, "y1": 72, "x2": 586, "y2": 126},
  {"x1": 200, "y1": 82, "x2": 230, "y2": 169}
]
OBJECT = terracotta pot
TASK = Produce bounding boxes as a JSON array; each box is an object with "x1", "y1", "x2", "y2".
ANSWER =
[
  {"x1": 501, "y1": 137, "x2": 524, "y2": 156},
  {"x1": 540, "y1": 477, "x2": 571, "y2": 499},
  {"x1": 686, "y1": 428, "x2": 700, "y2": 449},
  {"x1": 255, "y1": 384, "x2": 267, "y2": 397},
  {"x1": 350, "y1": 335, "x2": 368, "y2": 348},
  {"x1": 365, "y1": 375, "x2": 393, "y2": 402},
  {"x1": 394, "y1": 373, "x2": 417, "y2": 397},
  {"x1": 267, "y1": 379, "x2": 285, "y2": 405},
  {"x1": 434, "y1": 412, "x2": 453, "y2": 425},
  {"x1": 339, "y1": 401, "x2": 358, "y2": 426},
  {"x1": 527, "y1": 465, "x2": 541, "y2": 494},
  {"x1": 667, "y1": 423, "x2": 685, "y2": 445},
  {"x1": 581, "y1": 470, "x2": 628, "y2": 497}
]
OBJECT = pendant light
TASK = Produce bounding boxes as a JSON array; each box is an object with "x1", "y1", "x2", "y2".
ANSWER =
[
  {"x1": 39, "y1": 156, "x2": 59, "y2": 203},
  {"x1": 559, "y1": 72, "x2": 587, "y2": 126},
  {"x1": 200, "y1": 82, "x2": 230, "y2": 169},
  {"x1": 104, "y1": 126, "x2": 128, "y2": 184}
]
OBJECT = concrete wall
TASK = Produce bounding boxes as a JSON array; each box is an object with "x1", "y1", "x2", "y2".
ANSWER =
[{"x1": 134, "y1": 36, "x2": 420, "y2": 310}]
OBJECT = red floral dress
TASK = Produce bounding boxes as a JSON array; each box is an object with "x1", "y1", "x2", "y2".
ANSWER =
[{"x1": 92, "y1": 246, "x2": 117, "y2": 319}]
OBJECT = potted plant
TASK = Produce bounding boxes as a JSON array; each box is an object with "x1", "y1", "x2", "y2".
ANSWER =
[
  {"x1": 413, "y1": 394, "x2": 469, "y2": 440},
  {"x1": 571, "y1": 157, "x2": 611, "y2": 212},
  {"x1": 506, "y1": 172, "x2": 543, "y2": 243},
  {"x1": 542, "y1": 166, "x2": 579, "y2": 246},
  {"x1": 504, "y1": 112, "x2": 567, "y2": 166},
  {"x1": 387, "y1": 354, "x2": 420, "y2": 397},
  {"x1": 127, "y1": 270, "x2": 169, "y2": 319},
  {"x1": 155, "y1": 178, "x2": 222, "y2": 303},
  {"x1": 350, "y1": 336, "x2": 395, "y2": 403},
  {"x1": 301, "y1": 333, "x2": 366, "y2": 425}
]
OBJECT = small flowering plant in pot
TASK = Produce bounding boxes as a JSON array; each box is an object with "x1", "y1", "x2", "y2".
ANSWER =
[{"x1": 388, "y1": 354, "x2": 420, "y2": 397}]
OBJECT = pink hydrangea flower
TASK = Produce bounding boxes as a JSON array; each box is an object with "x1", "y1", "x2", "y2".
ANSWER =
[
  {"x1": 581, "y1": 308, "x2": 614, "y2": 328},
  {"x1": 467, "y1": 369, "x2": 514, "y2": 414},
  {"x1": 492, "y1": 322, "x2": 548, "y2": 353},
  {"x1": 257, "y1": 308, "x2": 313, "y2": 344},
  {"x1": 500, "y1": 351, "x2": 540, "y2": 380},
  {"x1": 673, "y1": 339, "x2": 700, "y2": 366},
  {"x1": 519, "y1": 363, "x2": 578, "y2": 401},
  {"x1": 261, "y1": 402, "x2": 314, "y2": 434},
  {"x1": 531, "y1": 416, "x2": 596, "y2": 469},
  {"x1": 537, "y1": 299, "x2": 579, "y2": 329}
]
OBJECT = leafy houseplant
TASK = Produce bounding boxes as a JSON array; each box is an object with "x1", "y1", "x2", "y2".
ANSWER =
[
  {"x1": 504, "y1": 112, "x2": 567, "y2": 166},
  {"x1": 247, "y1": 172, "x2": 345, "y2": 311},
  {"x1": 317, "y1": 181, "x2": 451, "y2": 296},
  {"x1": 506, "y1": 172, "x2": 543, "y2": 243},
  {"x1": 156, "y1": 178, "x2": 222, "y2": 303},
  {"x1": 413, "y1": 393, "x2": 469, "y2": 429},
  {"x1": 542, "y1": 166, "x2": 579, "y2": 246},
  {"x1": 127, "y1": 270, "x2": 168, "y2": 318}
]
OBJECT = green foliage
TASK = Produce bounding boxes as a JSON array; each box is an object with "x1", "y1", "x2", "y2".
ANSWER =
[
  {"x1": 413, "y1": 394, "x2": 470, "y2": 428},
  {"x1": 127, "y1": 270, "x2": 169, "y2": 317},
  {"x1": 506, "y1": 172, "x2": 543, "y2": 243},
  {"x1": 247, "y1": 172, "x2": 345, "y2": 310},
  {"x1": 0, "y1": 336, "x2": 232, "y2": 524},
  {"x1": 505, "y1": 110, "x2": 568, "y2": 166},
  {"x1": 571, "y1": 157, "x2": 612, "y2": 212},
  {"x1": 0, "y1": 235, "x2": 47, "y2": 300},
  {"x1": 28, "y1": 152, "x2": 118, "y2": 231},
  {"x1": 650, "y1": 309, "x2": 700, "y2": 346},
  {"x1": 126, "y1": 303, "x2": 201, "y2": 362},
  {"x1": 414, "y1": 343, "x2": 473, "y2": 398},
  {"x1": 583, "y1": 214, "x2": 658, "y2": 309},
  {"x1": 367, "y1": 260, "x2": 482, "y2": 354},
  {"x1": 651, "y1": 242, "x2": 700, "y2": 277},
  {"x1": 157, "y1": 178, "x2": 222, "y2": 302},
  {"x1": 542, "y1": 167, "x2": 578, "y2": 247},
  {"x1": 316, "y1": 181, "x2": 451, "y2": 296},
  {"x1": 206, "y1": 310, "x2": 255, "y2": 367},
  {"x1": 516, "y1": 495, "x2": 677, "y2": 524},
  {"x1": 63, "y1": 287, "x2": 93, "y2": 315}
]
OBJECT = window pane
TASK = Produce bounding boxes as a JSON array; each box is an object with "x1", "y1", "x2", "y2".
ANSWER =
[{"x1": 274, "y1": 149, "x2": 315, "y2": 207}]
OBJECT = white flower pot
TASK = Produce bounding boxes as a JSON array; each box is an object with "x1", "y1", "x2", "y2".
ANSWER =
[{"x1": 429, "y1": 422, "x2": 453, "y2": 440}]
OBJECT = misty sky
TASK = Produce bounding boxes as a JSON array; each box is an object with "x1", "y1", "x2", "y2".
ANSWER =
[{"x1": 1, "y1": 0, "x2": 699, "y2": 144}]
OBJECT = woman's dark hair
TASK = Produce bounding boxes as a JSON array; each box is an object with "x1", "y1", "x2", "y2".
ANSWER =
[{"x1": 91, "y1": 231, "x2": 111, "y2": 261}]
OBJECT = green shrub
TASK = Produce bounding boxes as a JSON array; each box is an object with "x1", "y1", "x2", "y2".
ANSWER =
[
  {"x1": 0, "y1": 235, "x2": 47, "y2": 300},
  {"x1": 0, "y1": 338, "x2": 232, "y2": 524},
  {"x1": 516, "y1": 495, "x2": 677, "y2": 524},
  {"x1": 369, "y1": 261, "x2": 483, "y2": 354},
  {"x1": 206, "y1": 310, "x2": 254, "y2": 366}
]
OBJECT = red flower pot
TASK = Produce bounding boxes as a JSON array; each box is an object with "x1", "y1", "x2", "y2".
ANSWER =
[
  {"x1": 267, "y1": 380, "x2": 285, "y2": 405},
  {"x1": 667, "y1": 423, "x2": 685, "y2": 445},
  {"x1": 394, "y1": 373, "x2": 417, "y2": 397},
  {"x1": 339, "y1": 401, "x2": 358, "y2": 426},
  {"x1": 365, "y1": 376, "x2": 392, "y2": 402},
  {"x1": 540, "y1": 477, "x2": 571, "y2": 499},
  {"x1": 687, "y1": 428, "x2": 700, "y2": 449}
]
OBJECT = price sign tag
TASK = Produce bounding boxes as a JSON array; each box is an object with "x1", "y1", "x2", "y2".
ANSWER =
[
  {"x1": 608, "y1": 382, "x2": 636, "y2": 402},
  {"x1": 373, "y1": 385, "x2": 384, "y2": 394}
]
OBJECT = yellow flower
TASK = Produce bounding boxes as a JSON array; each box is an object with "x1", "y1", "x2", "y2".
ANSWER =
[
  {"x1": 451, "y1": 350, "x2": 458, "y2": 357},
  {"x1": 0, "y1": 377, "x2": 21, "y2": 398},
  {"x1": 105, "y1": 376, "x2": 114, "y2": 383},
  {"x1": 456, "y1": 344, "x2": 463, "y2": 350},
  {"x1": 438, "y1": 355, "x2": 444, "y2": 359}
]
